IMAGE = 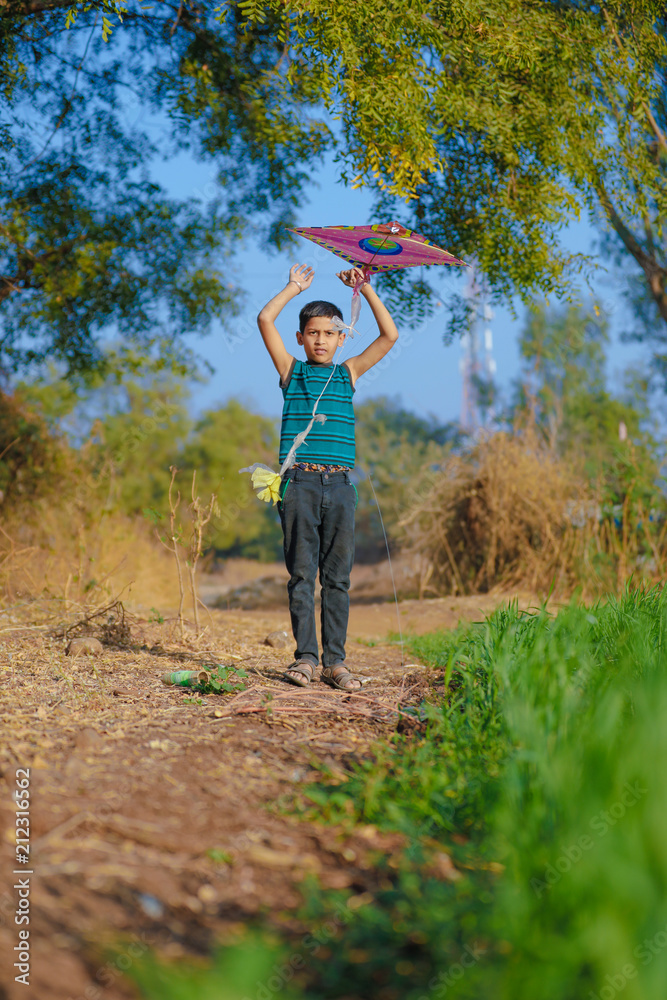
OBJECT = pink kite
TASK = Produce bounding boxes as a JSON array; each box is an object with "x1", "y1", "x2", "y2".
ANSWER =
[
  {"x1": 288, "y1": 221, "x2": 466, "y2": 275},
  {"x1": 288, "y1": 221, "x2": 467, "y2": 328}
]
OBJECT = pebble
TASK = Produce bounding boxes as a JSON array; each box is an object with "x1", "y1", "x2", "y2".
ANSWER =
[
  {"x1": 138, "y1": 894, "x2": 165, "y2": 919},
  {"x1": 74, "y1": 727, "x2": 104, "y2": 750},
  {"x1": 66, "y1": 637, "x2": 103, "y2": 657},
  {"x1": 197, "y1": 884, "x2": 217, "y2": 904},
  {"x1": 264, "y1": 630, "x2": 290, "y2": 649}
]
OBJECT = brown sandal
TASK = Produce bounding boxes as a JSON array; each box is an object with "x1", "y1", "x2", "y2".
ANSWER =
[
  {"x1": 282, "y1": 660, "x2": 315, "y2": 688},
  {"x1": 321, "y1": 664, "x2": 362, "y2": 691}
]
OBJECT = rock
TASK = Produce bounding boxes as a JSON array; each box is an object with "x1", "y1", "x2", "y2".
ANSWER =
[
  {"x1": 245, "y1": 844, "x2": 321, "y2": 872},
  {"x1": 138, "y1": 893, "x2": 164, "y2": 919},
  {"x1": 74, "y1": 727, "x2": 104, "y2": 750},
  {"x1": 66, "y1": 637, "x2": 103, "y2": 658},
  {"x1": 197, "y1": 884, "x2": 217, "y2": 904},
  {"x1": 264, "y1": 630, "x2": 290, "y2": 649}
]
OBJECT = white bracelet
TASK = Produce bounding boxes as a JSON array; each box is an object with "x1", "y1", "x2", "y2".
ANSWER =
[{"x1": 289, "y1": 279, "x2": 303, "y2": 292}]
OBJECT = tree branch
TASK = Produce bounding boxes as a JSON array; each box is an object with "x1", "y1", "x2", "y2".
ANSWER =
[
  {"x1": 596, "y1": 181, "x2": 667, "y2": 324},
  {"x1": 18, "y1": 13, "x2": 97, "y2": 174},
  {"x1": 642, "y1": 102, "x2": 667, "y2": 158},
  {"x1": 0, "y1": 0, "x2": 74, "y2": 14},
  {"x1": 0, "y1": 275, "x2": 25, "y2": 303},
  {"x1": 0, "y1": 235, "x2": 84, "y2": 304},
  {"x1": 169, "y1": 0, "x2": 183, "y2": 35}
]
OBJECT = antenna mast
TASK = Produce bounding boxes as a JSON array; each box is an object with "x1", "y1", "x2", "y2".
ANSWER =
[{"x1": 460, "y1": 266, "x2": 496, "y2": 433}]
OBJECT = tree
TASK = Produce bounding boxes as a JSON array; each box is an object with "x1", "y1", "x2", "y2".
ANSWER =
[
  {"x1": 516, "y1": 302, "x2": 611, "y2": 454},
  {"x1": 17, "y1": 360, "x2": 192, "y2": 507},
  {"x1": 4, "y1": 1, "x2": 667, "y2": 382},
  {"x1": 17, "y1": 361, "x2": 283, "y2": 557},
  {"x1": 512, "y1": 301, "x2": 658, "y2": 500},
  {"x1": 179, "y1": 400, "x2": 281, "y2": 559},
  {"x1": 0, "y1": 387, "x2": 72, "y2": 509},
  {"x1": 0, "y1": 1, "x2": 329, "y2": 374},
  {"x1": 227, "y1": 1, "x2": 666, "y2": 338}
]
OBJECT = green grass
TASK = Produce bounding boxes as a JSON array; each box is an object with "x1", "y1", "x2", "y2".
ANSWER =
[{"x1": 125, "y1": 586, "x2": 667, "y2": 1000}]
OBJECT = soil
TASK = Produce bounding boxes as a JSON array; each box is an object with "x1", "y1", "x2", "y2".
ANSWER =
[
  {"x1": 199, "y1": 554, "x2": 427, "y2": 610},
  {"x1": 0, "y1": 587, "x2": 514, "y2": 1000}
]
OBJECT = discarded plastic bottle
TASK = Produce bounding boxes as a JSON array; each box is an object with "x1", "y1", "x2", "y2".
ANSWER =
[{"x1": 161, "y1": 669, "x2": 210, "y2": 688}]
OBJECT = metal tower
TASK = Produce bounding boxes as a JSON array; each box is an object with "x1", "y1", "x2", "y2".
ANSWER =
[{"x1": 459, "y1": 266, "x2": 496, "y2": 433}]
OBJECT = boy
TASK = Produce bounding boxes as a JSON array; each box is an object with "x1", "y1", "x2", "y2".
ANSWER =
[{"x1": 257, "y1": 262, "x2": 399, "y2": 689}]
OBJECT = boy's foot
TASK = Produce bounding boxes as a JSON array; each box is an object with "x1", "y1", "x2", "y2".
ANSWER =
[
  {"x1": 321, "y1": 664, "x2": 362, "y2": 691},
  {"x1": 282, "y1": 660, "x2": 315, "y2": 687}
]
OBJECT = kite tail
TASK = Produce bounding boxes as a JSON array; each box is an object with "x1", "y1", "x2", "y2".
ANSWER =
[
  {"x1": 331, "y1": 315, "x2": 361, "y2": 339},
  {"x1": 240, "y1": 347, "x2": 338, "y2": 504},
  {"x1": 238, "y1": 462, "x2": 281, "y2": 504},
  {"x1": 279, "y1": 413, "x2": 326, "y2": 476},
  {"x1": 351, "y1": 268, "x2": 371, "y2": 328},
  {"x1": 240, "y1": 413, "x2": 328, "y2": 504}
]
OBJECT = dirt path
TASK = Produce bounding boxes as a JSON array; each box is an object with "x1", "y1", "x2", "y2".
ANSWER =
[{"x1": 0, "y1": 596, "x2": 506, "y2": 1000}]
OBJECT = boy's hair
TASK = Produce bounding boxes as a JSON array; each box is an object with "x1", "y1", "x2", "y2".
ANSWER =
[{"x1": 299, "y1": 300, "x2": 343, "y2": 333}]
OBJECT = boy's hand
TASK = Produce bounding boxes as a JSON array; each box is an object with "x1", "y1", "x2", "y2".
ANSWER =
[
  {"x1": 289, "y1": 264, "x2": 314, "y2": 292},
  {"x1": 258, "y1": 265, "x2": 313, "y2": 381},
  {"x1": 336, "y1": 266, "x2": 368, "y2": 289}
]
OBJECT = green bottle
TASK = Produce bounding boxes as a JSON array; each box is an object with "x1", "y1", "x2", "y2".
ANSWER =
[{"x1": 161, "y1": 669, "x2": 210, "y2": 688}]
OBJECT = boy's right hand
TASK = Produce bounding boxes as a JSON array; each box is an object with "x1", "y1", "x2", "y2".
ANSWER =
[
  {"x1": 257, "y1": 263, "x2": 314, "y2": 380},
  {"x1": 289, "y1": 263, "x2": 314, "y2": 292}
]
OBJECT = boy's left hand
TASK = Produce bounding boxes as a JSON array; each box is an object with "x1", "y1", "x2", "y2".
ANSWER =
[{"x1": 336, "y1": 266, "x2": 368, "y2": 289}]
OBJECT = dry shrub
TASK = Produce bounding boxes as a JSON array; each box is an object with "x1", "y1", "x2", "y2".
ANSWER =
[
  {"x1": 401, "y1": 432, "x2": 667, "y2": 599},
  {"x1": 0, "y1": 389, "x2": 184, "y2": 615},
  {"x1": 0, "y1": 500, "x2": 181, "y2": 614},
  {"x1": 0, "y1": 389, "x2": 71, "y2": 508}
]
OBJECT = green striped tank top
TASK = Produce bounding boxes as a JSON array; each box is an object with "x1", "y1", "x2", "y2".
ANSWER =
[{"x1": 279, "y1": 359, "x2": 355, "y2": 467}]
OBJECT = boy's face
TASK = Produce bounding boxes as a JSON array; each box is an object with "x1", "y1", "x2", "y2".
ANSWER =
[{"x1": 296, "y1": 316, "x2": 345, "y2": 364}]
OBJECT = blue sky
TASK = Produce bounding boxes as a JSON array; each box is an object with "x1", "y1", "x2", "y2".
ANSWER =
[{"x1": 151, "y1": 148, "x2": 646, "y2": 426}]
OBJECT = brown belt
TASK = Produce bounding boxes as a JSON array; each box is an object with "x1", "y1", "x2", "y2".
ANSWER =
[{"x1": 291, "y1": 462, "x2": 351, "y2": 473}]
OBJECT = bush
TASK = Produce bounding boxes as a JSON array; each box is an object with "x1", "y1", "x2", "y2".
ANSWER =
[
  {"x1": 400, "y1": 430, "x2": 667, "y2": 598},
  {"x1": 0, "y1": 388, "x2": 71, "y2": 509},
  {"x1": 0, "y1": 389, "x2": 180, "y2": 609}
]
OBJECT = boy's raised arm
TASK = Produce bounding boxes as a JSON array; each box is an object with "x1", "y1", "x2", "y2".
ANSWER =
[
  {"x1": 257, "y1": 264, "x2": 314, "y2": 383},
  {"x1": 341, "y1": 269, "x2": 399, "y2": 387}
]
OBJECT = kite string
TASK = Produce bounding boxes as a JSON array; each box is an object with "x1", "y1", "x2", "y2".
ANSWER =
[{"x1": 365, "y1": 466, "x2": 404, "y2": 668}]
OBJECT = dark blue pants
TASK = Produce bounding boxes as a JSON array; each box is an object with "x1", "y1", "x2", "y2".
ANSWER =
[{"x1": 278, "y1": 469, "x2": 356, "y2": 668}]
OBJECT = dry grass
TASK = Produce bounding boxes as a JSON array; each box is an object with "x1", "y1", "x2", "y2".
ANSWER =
[
  {"x1": 0, "y1": 498, "x2": 181, "y2": 615},
  {"x1": 401, "y1": 431, "x2": 667, "y2": 599}
]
